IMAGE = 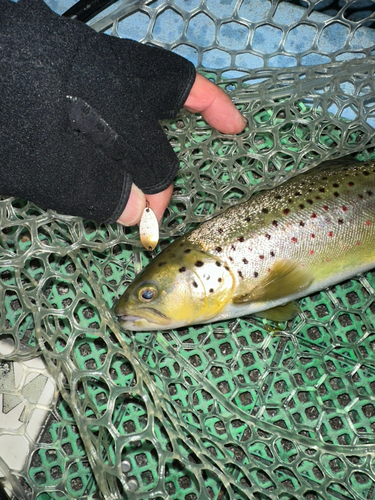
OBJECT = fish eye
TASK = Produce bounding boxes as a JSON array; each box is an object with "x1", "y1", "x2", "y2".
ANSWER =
[{"x1": 138, "y1": 285, "x2": 157, "y2": 302}]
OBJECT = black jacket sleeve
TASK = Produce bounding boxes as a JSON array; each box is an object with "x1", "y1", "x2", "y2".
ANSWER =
[{"x1": 0, "y1": 0, "x2": 196, "y2": 223}]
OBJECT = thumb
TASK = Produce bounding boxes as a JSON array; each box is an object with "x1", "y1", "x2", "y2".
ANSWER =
[{"x1": 116, "y1": 183, "x2": 146, "y2": 226}]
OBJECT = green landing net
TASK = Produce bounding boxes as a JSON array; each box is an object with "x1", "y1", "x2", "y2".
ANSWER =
[{"x1": 1, "y1": 0, "x2": 375, "y2": 499}]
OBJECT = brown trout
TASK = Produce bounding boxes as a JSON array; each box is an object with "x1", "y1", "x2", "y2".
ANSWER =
[{"x1": 115, "y1": 158, "x2": 375, "y2": 331}]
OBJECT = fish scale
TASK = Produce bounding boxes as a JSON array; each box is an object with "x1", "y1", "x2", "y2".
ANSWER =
[{"x1": 115, "y1": 159, "x2": 375, "y2": 330}]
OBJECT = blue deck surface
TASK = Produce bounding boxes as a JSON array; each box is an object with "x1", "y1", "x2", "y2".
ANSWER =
[{"x1": 44, "y1": 0, "x2": 374, "y2": 70}]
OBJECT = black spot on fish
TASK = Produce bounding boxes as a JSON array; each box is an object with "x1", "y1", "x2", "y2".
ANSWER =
[
  {"x1": 225, "y1": 266, "x2": 230, "y2": 271},
  {"x1": 179, "y1": 267, "x2": 186, "y2": 272},
  {"x1": 238, "y1": 236, "x2": 245, "y2": 242},
  {"x1": 299, "y1": 204, "x2": 305, "y2": 209},
  {"x1": 231, "y1": 245, "x2": 236, "y2": 251},
  {"x1": 321, "y1": 176, "x2": 328, "y2": 180},
  {"x1": 333, "y1": 183, "x2": 339, "y2": 188},
  {"x1": 192, "y1": 281, "x2": 198, "y2": 288},
  {"x1": 265, "y1": 234, "x2": 271, "y2": 239},
  {"x1": 315, "y1": 196, "x2": 321, "y2": 200},
  {"x1": 364, "y1": 171, "x2": 370, "y2": 176},
  {"x1": 307, "y1": 199, "x2": 313, "y2": 205},
  {"x1": 358, "y1": 194, "x2": 364, "y2": 200},
  {"x1": 367, "y1": 191, "x2": 373, "y2": 196},
  {"x1": 229, "y1": 256, "x2": 234, "y2": 262},
  {"x1": 348, "y1": 181, "x2": 354, "y2": 187},
  {"x1": 299, "y1": 221, "x2": 305, "y2": 227},
  {"x1": 218, "y1": 277, "x2": 222, "y2": 282},
  {"x1": 333, "y1": 192, "x2": 340, "y2": 197},
  {"x1": 295, "y1": 191, "x2": 301, "y2": 196},
  {"x1": 275, "y1": 195, "x2": 282, "y2": 200},
  {"x1": 283, "y1": 209, "x2": 290, "y2": 215},
  {"x1": 288, "y1": 198, "x2": 293, "y2": 203},
  {"x1": 319, "y1": 187, "x2": 325, "y2": 193},
  {"x1": 270, "y1": 251, "x2": 275, "y2": 257},
  {"x1": 216, "y1": 246, "x2": 222, "y2": 253},
  {"x1": 338, "y1": 218, "x2": 343, "y2": 224},
  {"x1": 262, "y1": 208, "x2": 269, "y2": 214},
  {"x1": 254, "y1": 271, "x2": 259, "y2": 278},
  {"x1": 245, "y1": 216, "x2": 251, "y2": 222},
  {"x1": 209, "y1": 288, "x2": 214, "y2": 293},
  {"x1": 216, "y1": 261, "x2": 222, "y2": 267},
  {"x1": 272, "y1": 220, "x2": 278, "y2": 227},
  {"x1": 158, "y1": 262, "x2": 167, "y2": 267},
  {"x1": 195, "y1": 261, "x2": 204, "y2": 267},
  {"x1": 243, "y1": 258, "x2": 248, "y2": 264},
  {"x1": 218, "y1": 228, "x2": 223, "y2": 234},
  {"x1": 237, "y1": 271, "x2": 243, "y2": 279},
  {"x1": 184, "y1": 249, "x2": 191, "y2": 254}
]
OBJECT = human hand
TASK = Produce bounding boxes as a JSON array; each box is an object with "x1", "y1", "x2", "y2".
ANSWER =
[
  {"x1": 117, "y1": 74, "x2": 247, "y2": 226},
  {"x1": 1, "y1": 0, "x2": 245, "y2": 226}
]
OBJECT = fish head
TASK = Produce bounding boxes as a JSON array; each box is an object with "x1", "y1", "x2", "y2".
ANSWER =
[{"x1": 114, "y1": 240, "x2": 235, "y2": 331}]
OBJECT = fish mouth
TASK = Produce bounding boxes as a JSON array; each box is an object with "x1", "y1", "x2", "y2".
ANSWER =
[{"x1": 116, "y1": 307, "x2": 171, "y2": 327}]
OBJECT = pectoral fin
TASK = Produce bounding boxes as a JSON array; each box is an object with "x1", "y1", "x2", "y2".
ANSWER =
[
  {"x1": 257, "y1": 301, "x2": 301, "y2": 322},
  {"x1": 233, "y1": 259, "x2": 313, "y2": 304}
]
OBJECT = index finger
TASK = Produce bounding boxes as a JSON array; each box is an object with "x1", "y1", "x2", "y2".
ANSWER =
[{"x1": 184, "y1": 73, "x2": 247, "y2": 135}]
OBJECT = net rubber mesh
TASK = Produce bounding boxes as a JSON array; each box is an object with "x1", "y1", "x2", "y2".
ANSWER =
[{"x1": 1, "y1": 0, "x2": 375, "y2": 498}]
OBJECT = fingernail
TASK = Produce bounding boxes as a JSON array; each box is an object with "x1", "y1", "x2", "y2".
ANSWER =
[{"x1": 117, "y1": 184, "x2": 146, "y2": 227}]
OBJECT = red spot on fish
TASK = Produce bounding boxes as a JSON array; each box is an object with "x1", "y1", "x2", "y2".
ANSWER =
[
  {"x1": 366, "y1": 220, "x2": 371, "y2": 226},
  {"x1": 323, "y1": 205, "x2": 329, "y2": 211},
  {"x1": 311, "y1": 234, "x2": 315, "y2": 238},
  {"x1": 259, "y1": 255, "x2": 264, "y2": 260},
  {"x1": 328, "y1": 231, "x2": 333, "y2": 237},
  {"x1": 311, "y1": 213, "x2": 317, "y2": 218},
  {"x1": 344, "y1": 245, "x2": 348, "y2": 250},
  {"x1": 356, "y1": 241, "x2": 361, "y2": 245},
  {"x1": 291, "y1": 237, "x2": 297, "y2": 243},
  {"x1": 341, "y1": 206, "x2": 348, "y2": 212},
  {"x1": 309, "y1": 250, "x2": 314, "y2": 255}
]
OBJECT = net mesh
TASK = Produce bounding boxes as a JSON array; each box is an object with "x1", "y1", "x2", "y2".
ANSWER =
[{"x1": 1, "y1": 0, "x2": 375, "y2": 499}]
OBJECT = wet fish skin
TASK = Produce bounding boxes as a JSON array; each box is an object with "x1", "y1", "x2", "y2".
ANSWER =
[{"x1": 115, "y1": 158, "x2": 375, "y2": 331}]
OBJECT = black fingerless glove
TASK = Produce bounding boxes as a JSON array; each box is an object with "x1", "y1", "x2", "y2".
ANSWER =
[{"x1": 0, "y1": 0, "x2": 196, "y2": 223}]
